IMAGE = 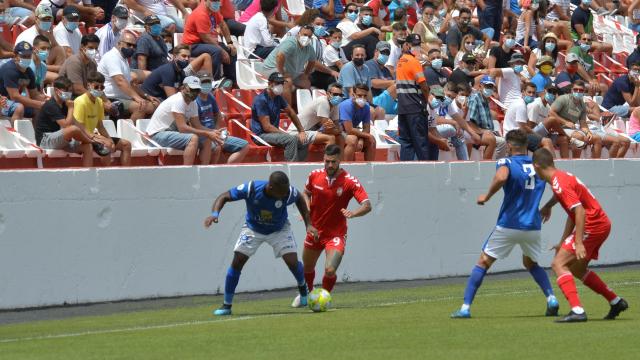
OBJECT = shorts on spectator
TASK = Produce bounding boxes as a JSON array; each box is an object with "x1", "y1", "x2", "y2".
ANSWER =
[
  {"x1": 589, "y1": 125, "x2": 618, "y2": 140},
  {"x1": 40, "y1": 129, "x2": 82, "y2": 153},
  {"x1": 153, "y1": 131, "x2": 208, "y2": 150},
  {"x1": 223, "y1": 136, "x2": 249, "y2": 153},
  {"x1": 1, "y1": 100, "x2": 19, "y2": 117}
]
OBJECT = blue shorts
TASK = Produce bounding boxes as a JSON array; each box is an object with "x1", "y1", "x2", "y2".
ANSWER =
[
  {"x1": 1, "y1": 100, "x2": 20, "y2": 117},
  {"x1": 223, "y1": 136, "x2": 248, "y2": 153},
  {"x1": 373, "y1": 90, "x2": 397, "y2": 115},
  {"x1": 153, "y1": 131, "x2": 206, "y2": 150}
]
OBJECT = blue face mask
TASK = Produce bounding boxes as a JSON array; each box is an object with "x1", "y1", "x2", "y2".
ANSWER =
[
  {"x1": 209, "y1": 1, "x2": 221, "y2": 11},
  {"x1": 545, "y1": 42, "x2": 556, "y2": 52},
  {"x1": 65, "y1": 21, "x2": 79, "y2": 32},
  {"x1": 59, "y1": 91, "x2": 72, "y2": 101},
  {"x1": 524, "y1": 95, "x2": 535, "y2": 104},
  {"x1": 201, "y1": 83, "x2": 213, "y2": 93},
  {"x1": 431, "y1": 58, "x2": 443, "y2": 70},
  {"x1": 330, "y1": 96, "x2": 343, "y2": 106},
  {"x1": 347, "y1": 12, "x2": 358, "y2": 22},
  {"x1": 544, "y1": 93, "x2": 555, "y2": 103},
  {"x1": 39, "y1": 21, "x2": 52, "y2": 31},
  {"x1": 572, "y1": 91, "x2": 584, "y2": 100},
  {"x1": 18, "y1": 58, "x2": 32, "y2": 69},
  {"x1": 150, "y1": 24, "x2": 162, "y2": 37},
  {"x1": 377, "y1": 53, "x2": 389, "y2": 64},
  {"x1": 331, "y1": 41, "x2": 341, "y2": 49},
  {"x1": 443, "y1": 96, "x2": 453, "y2": 107},
  {"x1": 483, "y1": 88, "x2": 494, "y2": 97},
  {"x1": 430, "y1": 98, "x2": 441, "y2": 108},
  {"x1": 582, "y1": 0, "x2": 592, "y2": 6},
  {"x1": 314, "y1": 25, "x2": 326, "y2": 37},
  {"x1": 439, "y1": 9, "x2": 447, "y2": 18},
  {"x1": 37, "y1": 50, "x2": 49, "y2": 62},
  {"x1": 514, "y1": 65, "x2": 523, "y2": 73},
  {"x1": 90, "y1": 89, "x2": 103, "y2": 98},
  {"x1": 361, "y1": 15, "x2": 372, "y2": 26},
  {"x1": 504, "y1": 38, "x2": 516, "y2": 49},
  {"x1": 402, "y1": 0, "x2": 412, "y2": 8},
  {"x1": 580, "y1": 43, "x2": 591, "y2": 52}
]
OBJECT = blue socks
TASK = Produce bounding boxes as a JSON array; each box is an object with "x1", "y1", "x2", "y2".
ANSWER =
[
  {"x1": 529, "y1": 264, "x2": 555, "y2": 298},
  {"x1": 463, "y1": 265, "x2": 487, "y2": 306},
  {"x1": 223, "y1": 267, "x2": 241, "y2": 305},
  {"x1": 289, "y1": 261, "x2": 308, "y2": 296}
]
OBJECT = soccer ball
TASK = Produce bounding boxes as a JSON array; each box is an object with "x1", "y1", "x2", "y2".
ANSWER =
[{"x1": 308, "y1": 288, "x2": 332, "y2": 312}]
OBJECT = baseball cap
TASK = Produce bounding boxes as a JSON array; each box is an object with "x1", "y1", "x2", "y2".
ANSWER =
[
  {"x1": 508, "y1": 52, "x2": 526, "y2": 64},
  {"x1": 536, "y1": 55, "x2": 554, "y2": 67},
  {"x1": 430, "y1": 85, "x2": 445, "y2": 97},
  {"x1": 406, "y1": 33, "x2": 421, "y2": 46},
  {"x1": 112, "y1": 6, "x2": 129, "y2": 19},
  {"x1": 144, "y1": 15, "x2": 161, "y2": 25},
  {"x1": 198, "y1": 72, "x2": 213, "y2": 82},
  {"x1": 63, "y1": 6, "x2": 80, "y2": 20},
  {"x1": 565, "y1": 53, "x2": 580, "y2": 63},
  {"x1": 480, "y1": 75, "x2": 496, "y2": 86},
  {"x1": 376, "y1": 41, "x2": 391, "y2": 53},
  {"x1": 14, "y1": 41, "x2": 33, "y2": 56},
  {"x1": 35, "y1": 4, "x2": 53, "y2": 19},
  {"x1": 183, "y1": 76, "x2": 202, "y2": 89},
  {"x1": 268, "y1": 72, "x2": 286, "y2": 83},
  {"x1": 462, "y1": 53, "x2": 476, "y2": 63}
]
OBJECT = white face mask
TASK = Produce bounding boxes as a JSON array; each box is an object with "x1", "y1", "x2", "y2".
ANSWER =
[
  {"x1": 165, "y1": 42, "x2": 173, "y2": 52},
  {"x1": 272, "y1": 84, "x2": 284, "y2": 95},
  {"x1": 115, "y1": 18, "x2": 128, "y2": 30},
  {"x1": 456, "y1": 95, "x2": 466, "y2": 104},
  {"x1": 85, "y1": 48, "x2": 97, "y2": 60},
  {"x1": 355, "y1": 98, "x2": 367, "y2": 107},
  {"x1": 299, "y1": 35, "x2": 311, "y2": 47}
]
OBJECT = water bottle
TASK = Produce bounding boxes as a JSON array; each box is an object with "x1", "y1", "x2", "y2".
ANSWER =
[{"x1": 220, "y1": 129, "x2": 229, "y2": 141}]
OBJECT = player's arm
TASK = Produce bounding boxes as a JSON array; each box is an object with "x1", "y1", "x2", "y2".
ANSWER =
[
  {"x1": 295, "y1": 193, "x2": 318, "y2": 240},
  {"x1": 204, "y1": 191, "x2": 233, "y2": 228},
  {"x1": 477, "y1": 165, "x2": 509, "y2": 205},
  {"x1": 540, "y1": 195, "x2": 559, "y2": 223},
  {"x1": 572, "y1": 205, "x2": 587, "y2": 260},
  {"x1": 341, "y1": 200, "x2": 371, "y2": 219}
]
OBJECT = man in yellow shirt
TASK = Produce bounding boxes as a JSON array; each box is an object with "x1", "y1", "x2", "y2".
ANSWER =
[{"x1": 74, "y1": 71, "x2": 132, "y2": 166}]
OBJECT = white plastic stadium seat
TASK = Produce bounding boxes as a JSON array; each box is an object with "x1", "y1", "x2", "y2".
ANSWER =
[
  {"x1": 117, "y1": 119, "x2": 161, "y2": 157},
  {"x1": 0, "y1": 119, "x2": 11, "y2": 128},
  {"x1": 296, "y1": 89, "x2": 312, "y2": 110},
  {"x1": 286, "y1": 0, "x2": 305, "y2": 16},
  {"x1": 236, "y1": 61, "x2": 268, "y2": 90},
  {"x1": 14, "y1": 119, "x2": 49, "y2": 158},
  {"x1": 136, "y1": 119, "x2": 183, "y2": 156},
  {"x1": 0, "y1": 124, "x2": 27, "y2": 158}
]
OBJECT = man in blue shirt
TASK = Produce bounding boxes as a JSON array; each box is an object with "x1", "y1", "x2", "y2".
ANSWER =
[
  {"x1": 205, "y1": 171, "x2": 318, "y2": 316},
  {"x1": 451, "y1": 129, "x2": 559, "y2": 319},
  {"x1": 365, "y1": 41, "x2": 397, "y2": 116},
  {"x1": 340, "y1": 83, "x2": 376, "y2": 161},
  {"x1": 251, "y1": 72, "x2": 309, "y2": 161},
  {"x1": 601, "y1": 63, "x2": 640, "y2": 117}
]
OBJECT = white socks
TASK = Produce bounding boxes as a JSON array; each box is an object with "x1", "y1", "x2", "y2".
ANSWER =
[
  {"x1": 572, "y1": 306, "x2": 585, "y2": 314},
  {"x1": 461, "y1": 304, "x2": 470, "y2": 311},
  {"x1": 610, "y1": 296, "x2": 621, "y2": 305}
]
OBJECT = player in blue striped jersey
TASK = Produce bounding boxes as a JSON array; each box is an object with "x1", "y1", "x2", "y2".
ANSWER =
[
  {"x1": 451, "y1": 129, "x2": 559, "y2": 318},
  {"x1": 204, "y1": 171, "x2": 318, "y2": 316}
]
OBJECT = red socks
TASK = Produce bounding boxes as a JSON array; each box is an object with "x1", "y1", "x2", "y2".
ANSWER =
[
  {"x1": 322, "y1": 274, "x2": 337, "y2": 292},
  {"x1": 557, "y1": 273, "x2": 582, "y2": 308},
  {"x1": 304, "y1": 270, "x2": 315, "y2": 292},
  {"x1": 582, "y1": 271, "x2": 617, "y2": 302}
]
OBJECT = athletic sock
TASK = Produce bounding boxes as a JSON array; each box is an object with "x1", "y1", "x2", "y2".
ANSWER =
[
  {"x1": 322, "y1": 274, "x2": 337, "y2": 292},
  {"x1": 304, "y1": 270, "x2": 316, "y2": 292},
  {"x1": 528, "y1": 264, "x2": 555, "y2": 298},
  {"x1": 463, "y1": 265, "x2": 487, "y2": 306},
  {"x1": 557, "y1": 273, "x2": 582, "y2": 309},
  {"x1": 289, "y1": 261, "x2": 308, "y2": 296},
  {"x1": 582, "y1": 270, "x2": 618, "y2": 302},
  {"x1": 223, "y1": 267, "x2": 241, "y2": 305}
]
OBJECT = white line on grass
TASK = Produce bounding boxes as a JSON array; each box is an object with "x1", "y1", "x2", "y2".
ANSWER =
[{"x1": 2, "y1": 280, "x2": 638, "y2": 344}]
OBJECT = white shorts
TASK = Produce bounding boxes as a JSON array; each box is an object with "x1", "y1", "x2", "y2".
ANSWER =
[
  {"x1": 233, "y1": 221, "x2": 298, "y2": 258},
  {"x1": 482, "y1": 226, "x2": 542, "y2": 262}
]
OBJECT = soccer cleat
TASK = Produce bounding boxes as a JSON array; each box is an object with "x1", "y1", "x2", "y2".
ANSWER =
[
  {"x1": 570, "y1": 137, "x2": 587, "y2": 149},
  {"x1": 291, "y1": 294, "x2": 309, "y2": 308},
  {"x1": 604, "y1": 298, "x2": 628, "y2": 320},
  {"x1": 213, "y1": 304, "x2": 232, "y2": 316},
  {"x1": 92, "y1": 142, "x2": 111, "y2": 156},
  {"x1": 546, "y1": 297, "x2": 560, "y2": 316},
  {"x1": 555, "y1": 311, "x2": 587, "y2": 323},
  {"x1": 450, "y1": 308, "x2": 471, "y2": 319}
]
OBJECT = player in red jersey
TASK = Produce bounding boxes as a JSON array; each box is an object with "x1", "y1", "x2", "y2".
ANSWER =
[
  {"x1": 533, "y1": 149, "x2": 628, "y2": 322},
  {"x1": 291, "y1": 144, "x2": 371, "y2": 307}
]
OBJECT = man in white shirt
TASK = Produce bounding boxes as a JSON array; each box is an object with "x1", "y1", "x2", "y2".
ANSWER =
[
  {"x1": 490, "y1": 52, "x2": 527, "y2": 109},
  {"x1": 323, "y1": 28, "x2": 348, "y2": 70},
  {"x1": 97, "y1": 32, "x2": 157, "y2": 121},
  {"x1": 287, "y1": 82, "x2": 344, "y2": 148},
  {"x1": 147, "y1": 76, "x2": 224, "y2": 165},
  {"x1": 243, "y1": 0, "x2": 279, "y2": 59},
  {"x1": 53, "y1": 6, "x2": 82, "y2": 57},
  {"x1": 385, "y1": 22, "x2": 407, "y2": 74},
  {"x1": 15, "y1": 4, "x2": 66, "y2": 70},
  {"x1": 95, "y1": 5, "x2": 129, "y2": 62}
]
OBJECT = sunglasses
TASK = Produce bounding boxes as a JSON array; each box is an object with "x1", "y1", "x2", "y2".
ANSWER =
[
  {"x1": 347, "y1": 9, "x2": 358, "y2": 14},
  {"x1": 572, "y1": 88, "x2": 586, "y2": 93},
  {"x1": 330, "y1": 92, "x2": 343, "y2": 97},
  {"x1": 91, "y1": 84, "x2": 105, "y2": 90},
  {"x1": 435, "y1": 96, "x2": 445, "y2": 101}
]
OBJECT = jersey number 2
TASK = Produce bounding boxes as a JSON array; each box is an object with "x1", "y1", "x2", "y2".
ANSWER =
[{"x1": 523, "y1": 164, "x2": 535, "y2": 190}]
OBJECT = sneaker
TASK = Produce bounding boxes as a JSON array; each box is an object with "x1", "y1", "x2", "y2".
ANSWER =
[
  {"x1": 92, "y1": 142, "x2": 111, "y2": 156},
  {"x1": 570, "y1": 137, "x2": 587, "y2": 149},
  {"x1": 604, "y1": 298, "x2": 628, "y2": 320},
  {"x1": 451, "y1": 308, "x2": 471, "y2": 319},
  {"x1": 213, "y1": 304, "x2": 232, "y2": 316},
  {"x1": 291, "y1": 294, "x2": 302, "y2": 308},
  {"x1": 546, "y1": 297, "x2": 560, "y2": 317},
  {"x1": 555, "y1": 311, "x2": 587, "y2": 323}
]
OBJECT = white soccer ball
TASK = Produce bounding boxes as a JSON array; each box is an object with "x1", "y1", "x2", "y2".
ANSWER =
[{"x1": 308, "y1": 288, "x2": 332, "y2": 312}]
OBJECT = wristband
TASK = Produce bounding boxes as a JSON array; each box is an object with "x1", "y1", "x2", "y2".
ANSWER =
[{"x1": 212, "y1": 211, "x2": 220, "y2": 218}]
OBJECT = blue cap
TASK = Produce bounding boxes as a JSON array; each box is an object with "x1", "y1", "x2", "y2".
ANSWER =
[{"x1": 480, "y1": 75, "x2": 496, "y2": 86}]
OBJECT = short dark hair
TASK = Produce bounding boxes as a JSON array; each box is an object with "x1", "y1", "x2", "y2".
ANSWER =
[
  {"x1": 87, "y1": 71, "x2": 105, "y2": 84},
  {"x1": 325, "y1": 144, "x2": 341, "y2": 156},
  {"x1": 428, "y1": 48, "x2": 441, "y2": 56},
  {"x1": 173, "y1": 44, "x2": 190, "y2": 55},
  {"x1": 33, "y1": 35, "x2": 50, "y2": 47},
  {"x1": 457, "y1": 82, "x2": 471, "y2": 94},
  {"x1": 393, "y1": 7, "x2": 406, "y2": 21},
  {"x1": 459, "y1": 7, "x2": 472, "y2": 16},
  {"x1": 422, "y1": 2, "x2": 436, "y2": 10},
  {"x1": 360, "y1": 6, "x2": 373, "y2": 13},
  {"x1": 328, "y1": 27, "x2": 342, "y2": 36},
  {"x1": 505, "y1": 129, "x2": 528, "y2": 148},
  {"x1": 572, "y1": 79, "x2": 586, "y2": 88},
  {"x1": 532, "y1": 148, "x2": 555, "y2": 168},
  {"x1": 524, "y1": 82, "x2": 537, "y2": 92},
  {"x1": 81, "y1": 34, "x2": 100, "y2": 46},
  {"x1": 445, "y1": 81, "x2": 458, "y2": 93},
  {"x1": 504, "y1": 30, "x2": 516, "y2": 38},
  {"x1": 269, "y1": 171, "x2": 290, "y2": 188},
  {"x1": 260, "y1": 0, "x2": 278, "y2": 13},
  {"x1": 544, "y1": 84, "x2": 559, "y2": 95},
  {"x1": 392, "y1": 22, "x2": 407, "y2": 31},
  {"x1": 327, "y1": 82, "x2": 343, "y2": 91},
  {"x1": 53, "y1": 76, "x2": 72, "y2": 90},
  {"x1": 353, "y1": 83, "x2": 370, "y2": 93}
]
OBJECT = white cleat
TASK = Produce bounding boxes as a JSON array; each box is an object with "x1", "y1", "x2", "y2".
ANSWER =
[{"x1": 291, "y1": 294, "x2": 303, "y2": 308}]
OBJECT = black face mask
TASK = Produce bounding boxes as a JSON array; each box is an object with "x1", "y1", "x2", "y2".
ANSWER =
[
  {"x1": 120, "y1": 47, "x2": 135, "y2": 59},
  {"x1": 353, "y1": 58, "x2": 365, "y2": 67},
  {"x1": 176, "y1": 59, "x2": 189, "y2": 69}
]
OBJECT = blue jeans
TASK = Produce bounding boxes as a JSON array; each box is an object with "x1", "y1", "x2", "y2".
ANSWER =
[
  {"x1": 437, "y1": 124, "x2": 468, "y2": 160},
  {"x1": 398, "y1": 112, "x2": 431, "y2": 161},
  {"x1": 190, "y1": 43, "x2": 237, "y2": 85},
  {"x1": 478, "y1": 2, "x2": 503, "y2": 42}
]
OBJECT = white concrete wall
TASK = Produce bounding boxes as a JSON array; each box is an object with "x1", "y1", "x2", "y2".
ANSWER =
[{"x1": 0, "y1": 159, "x2": 639, "y2": 309}]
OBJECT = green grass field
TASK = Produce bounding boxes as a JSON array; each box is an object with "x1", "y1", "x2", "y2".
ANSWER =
[{"x1": 1, "y1": 267, "x2": 638, "y2": 359}]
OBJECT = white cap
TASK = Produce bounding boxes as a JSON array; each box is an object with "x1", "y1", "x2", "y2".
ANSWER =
[{"x1": 183, "y1": 76, "x2": 202, "y2": 89}]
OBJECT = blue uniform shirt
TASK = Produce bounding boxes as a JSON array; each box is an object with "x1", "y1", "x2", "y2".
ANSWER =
[
  {"x1": 495, "y1": 155, "x2": 545, "y2": 230},
  {"x1": 229, "y1": 180, "x2": 300, "y2": 235}
]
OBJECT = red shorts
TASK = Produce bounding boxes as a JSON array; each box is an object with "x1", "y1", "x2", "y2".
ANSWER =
[
  {"x1": 304, "y1": 234, "x2": 346, "y2": 253},
  {"x1": 561, "y1": 224, "x2": 611, "y2": 261}
]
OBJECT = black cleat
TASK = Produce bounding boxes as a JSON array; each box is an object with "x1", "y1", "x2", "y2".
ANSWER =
[
  {"x1": 604, "y1": 298, "x2": 628, "y2": 320},
  {"x1": 92, "y1": 142, "x2": 111, "y2": 156},
  {"x1": 555, "y1": 311, "x2": 588, "y2": 323}
]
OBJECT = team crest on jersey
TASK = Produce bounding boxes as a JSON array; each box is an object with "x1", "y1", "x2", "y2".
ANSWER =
[
  {"x1": 237, "y1": 183, "x2": 245, "y2": 191},
  {"x1": 336, "y1": 187, "x2": 343, "y2": 196},
  {"x1": 275, "y1": 200, "x2": 283, "y2": 208}
]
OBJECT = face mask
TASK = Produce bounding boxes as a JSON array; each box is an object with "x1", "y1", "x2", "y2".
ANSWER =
[
  {"x1": 439, "y1": 9, "x2": 447, "y2": 18},
  {"x1": 150, "y1": 24, "x2": 162, "y2": 37},
  {"x1": 544, "y1": 93, "x2": 555, "y2": 103},
  {"x1": 540, "y1": 64, "x2": 553, "y2": 75},
  {"x1": 582, "y1": 0, "x2": 591, "y2": 6},
  {"x1": 59, "y1": 91, "x2": 72, "y2": 101},
  {"x1": 314, "y1": 25, "x2": 326, "y2": 37},
  {"x1": 353, "y1": 58, "x2": 365, "y2": 67},
  {"x1": 121, "y1": 47, "x2": 135, "y2": 58},
  {"x1": 572, "y1": 91, "x2": 584, "y2": 100},
  {"x1": 37, "y1": 50, "x2": 49, "y2": 62},
  {"x1": 545, "y1": 42, "x2": 556, "y2": 52},
  {"x1": 514, "y1": 64, "x2": 523, "y2": 73},
  {"x1": 630, "y1": 70, "x2": 639, "y2": 78},
  {"x1": 331, "y1": 41, "x2": 341, "y2": 49},
  {"x1": 176, "y1": 59, "x2": 190, "y2": 69},
  {"x1": 116, "y1": 18, "x2": 128, "y2": 30},
  {"x1": 566, "y1": 64, "x2": 578, "y2": 74},
  {"x1": 464, "y1": 43, "x2": 474, "y2": 51},
  {"x1": 483, "y1": 88, "x2": 494, "y2": 97},
  {"x1": 347, "y1": 12, "x2": 358, "y2": 22},
  {"x1": 39, "y1": 21, "x2": 52, "y2": 31},
  {"x1": 504, "y1": 38, "x2": 516, "y2": 49},
  {"x1": 580, "y1": 43, "x2": 591, "y2": 52},
  {"x1": 165, "y1": 42, "x2": 173, "y2": 52},
  {"x1": 18, "y1": 58, "x2": 32, "y2": 69},
  {"x1": 85, "y1": 48, "x2": 97, "y2": 61},
  {"x1": 524, "y1": 95, "x2": 535, "y2": 104},
  {"x1": 531, "y1": 3, "x2": 539, "y2": 10},
  {"x1": 90, "y1": 89, "x2": 103, "y2": 98},
  {"x1": 330, "y1": 96, "x2": 343, "y2": 106},
  {"x1": 361, "y1": 15, "x2": 372, "y2": 26},
  {"x1": 430, "y1": 98, "x2": 441, "y2": 108},
  {"x1": 65, "y1": 21, "x2": 79, "y2": 32},
  {"x1": 201, "y1": 83, "x2": 213, "y2": 93},
  {"x1": 355, "y1": 98, "x2": 367, "y2": 107},
  {"x1": 377, "y1": 53, "x2": 389, "y2": 64},
  {"x1": 401, "y1": 0, "x2": 412, "y2": 8},
  {"x1": 461, "y1": 19, "x2": 470, "y2": 27},
  {"x1": 443, "y1": 96, "x2": 453, "y2": 107},
  {"x1": 457, "y1": 95, "x2": 466, "y2": 104},
  {"x1": 209, "y1": 1, "x2": 221, "y2": 11},
  {"x1": 431, "y1": 58, "x2": 443, "y2": 70},
  {"x1": 272, "y1": 84, "x2": 284, "y2": 95},
  {"x1": 299, "y1": 35, "x2": 311, "y2": 47}
]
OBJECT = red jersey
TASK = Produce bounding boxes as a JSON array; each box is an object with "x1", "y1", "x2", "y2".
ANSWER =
[
  {"x1": 305, "y1": 168, "x2": 369, "y2": 238},
  {"x1": 551, "y1": 170, "x2": 610, "y2": 232}
]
